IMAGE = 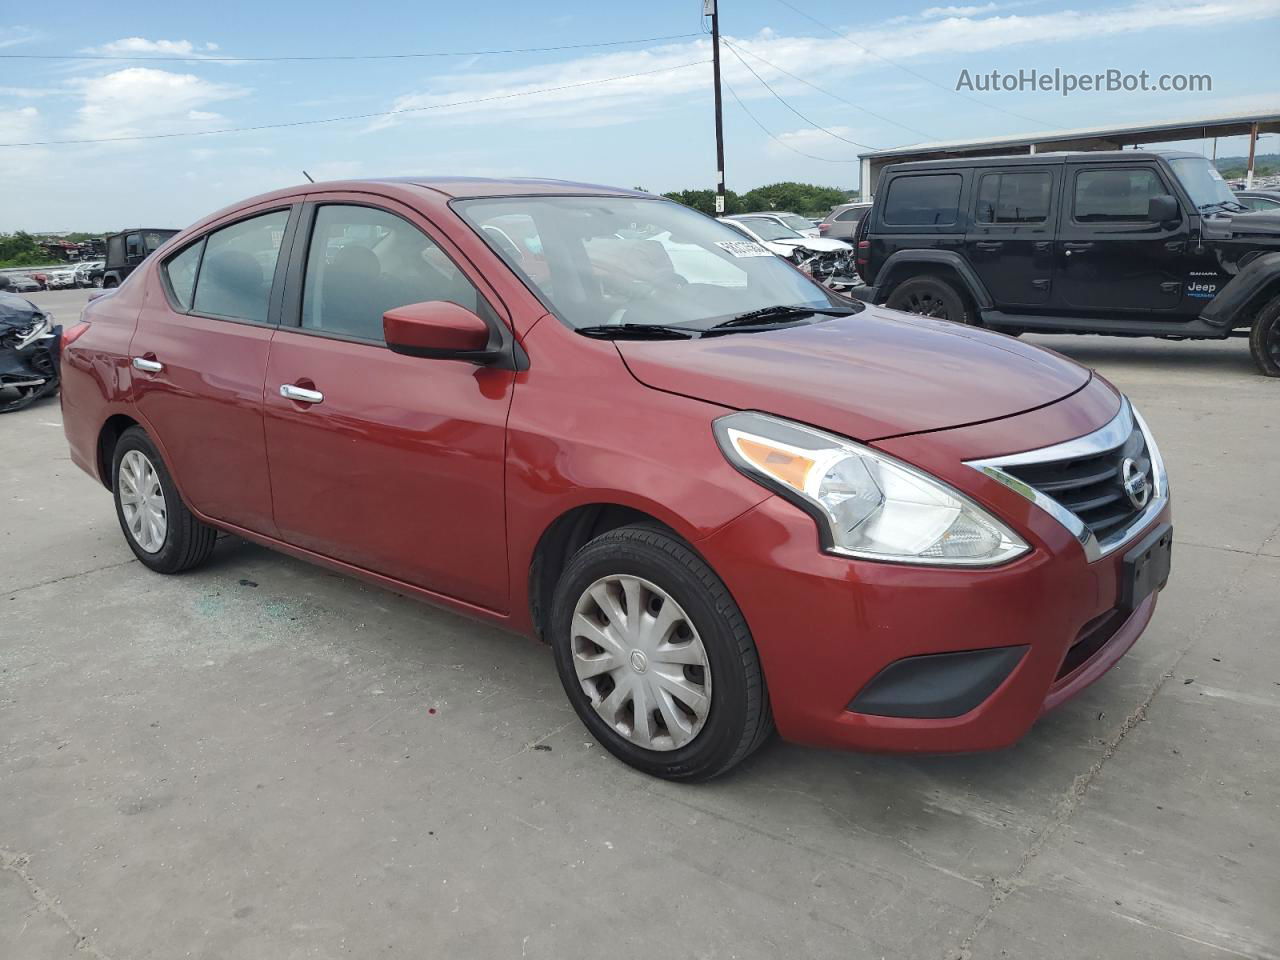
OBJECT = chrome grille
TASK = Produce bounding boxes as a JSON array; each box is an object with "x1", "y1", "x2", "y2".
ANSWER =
[
  {"x1": 964, "y1": 399, "x2": 1168, "y2": 562},
  {"x1": 1001, "y1": 420, "x2": 1150, "y2": 541}
]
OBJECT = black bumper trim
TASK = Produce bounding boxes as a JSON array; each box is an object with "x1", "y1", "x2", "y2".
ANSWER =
[{"x1": 847, "y1": 645, "x2": 1028, "y2": 719}]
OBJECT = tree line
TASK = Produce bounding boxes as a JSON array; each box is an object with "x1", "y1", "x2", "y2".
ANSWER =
[{"x1": 656, "y1": 182, "x2": 857, "y2": 218}]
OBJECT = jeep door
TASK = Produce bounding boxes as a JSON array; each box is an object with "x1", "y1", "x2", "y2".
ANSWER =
[
  {"x1": 1056, "y1": 163, "x2": 1188, "y2": 313},
  {"x1": 964, "y1": 166, "x2": 1058, "y2": 307}
]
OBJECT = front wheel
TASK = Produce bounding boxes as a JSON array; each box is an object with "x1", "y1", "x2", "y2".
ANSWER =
[
  {"x1": 1249, "y1": 293, "x2": 1280, "y2": 377},
  {"x1": 885, "y1": 275, "x2": 974, "y2": 325},
  {"x1": 549, "y1": 525, "x2": 772, "y2": 781},
  {"x1": 111, "y1": 426, "x2": 218, "y2": 573}
]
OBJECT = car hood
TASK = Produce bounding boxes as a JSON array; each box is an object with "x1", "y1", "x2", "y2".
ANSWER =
[
  {"x1": 1223, "y1": 210, "x2": 1280, "y2": 237},
  {"x1": 0, "y1": 291, "x2": 43, "y2": 331},
  {"x1": 615, "y1": 304, "x2": 1092, "y2": 441}
]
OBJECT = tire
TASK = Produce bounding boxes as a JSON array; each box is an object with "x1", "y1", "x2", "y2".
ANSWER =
[
  {"x1": 885, "y1": 275, "x2": 974, "y2": 325},
  {"x1": 1248, "y1": 293, "x2": 1280, "y2": 377},
  {"x1": 111, "y1": 426, "x2": 218, "y2": 573},
  {"x1": 549, "y1": 525, "x2": 772, "y2": 781}
]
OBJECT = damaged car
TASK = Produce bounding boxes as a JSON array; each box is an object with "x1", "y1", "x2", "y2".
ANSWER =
[
  {"x1": 0, "y1": 275, "x2": 61, "y2": 413},
  {"x1": 723, "y1": 214, "x2": 858, "y2": 290}
]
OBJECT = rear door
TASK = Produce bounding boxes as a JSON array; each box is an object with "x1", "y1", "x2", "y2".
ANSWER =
[
  {"x1": 1056, "y1": 163, "x2": 1188, "y2": 313},
  {"x1": 262, "y1": 194, "x2": 515, "y2": 611},
  {"x1": 130, "y1": 202, "x2": 299, "y2": 535},
  {"x1": 964, "y1": 166, "x2": 1057, "y2": 307}
]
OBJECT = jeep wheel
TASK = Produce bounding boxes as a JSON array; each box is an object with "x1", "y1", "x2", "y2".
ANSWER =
[
  {"x1": 886, "y1": 276, "x2": 973, "y2": 325},
  {"x1": 1249, "y1": 293, "x2": 1280, "y2": 377}
]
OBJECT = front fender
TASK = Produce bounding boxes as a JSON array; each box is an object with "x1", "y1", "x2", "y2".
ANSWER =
[{"x1": 1200, "y1": 251, "x2": 1280, "y2": 329}]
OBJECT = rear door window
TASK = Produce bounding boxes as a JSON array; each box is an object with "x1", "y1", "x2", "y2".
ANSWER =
[
  {"x1": 976, "y1": 172, "x2": 1052, "y2": 223},
  {"x1": 1073, "y1": 168, "x2": 1165, "y2": 222},
  {"x1": 162, "y1": 239, "x2": 204, "y2": 310},
  {"x1": 191, "y1": 210, "x2": 289, "y2": 323},
  {"x1": 883, "y1": 174, "x2": 963, "y2": 226},
  {"x1": 125, "y1": 233, "x2": 144, "y2": 259}
]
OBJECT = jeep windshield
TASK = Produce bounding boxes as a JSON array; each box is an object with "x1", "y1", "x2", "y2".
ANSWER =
[
  {"x1": 456, "y1": 196, "x2": 852, "y2": 334},
  {"x1": 1168, "y1": 157, "x2": 1247, "y2": 214}
]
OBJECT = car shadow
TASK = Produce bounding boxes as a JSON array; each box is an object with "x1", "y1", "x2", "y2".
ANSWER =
[{"x1": 1025, "y1": 334, "x2": 1258, "y2": 375}]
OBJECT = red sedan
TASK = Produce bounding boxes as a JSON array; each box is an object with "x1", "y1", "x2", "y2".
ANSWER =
[{"x1": 59, "y1": 178, "x2": 1171, "y2": 780}]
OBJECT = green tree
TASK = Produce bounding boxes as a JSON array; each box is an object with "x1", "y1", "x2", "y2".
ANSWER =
[
  {"x1": 660, "y1": 188, "x2": 742, "y2": 217},
  {"x1": 739, "y1": 182, "x2": 852, "y2": 218},
  {"x1": 0, "y1": 232, "x2": 49, "y2": 268}
]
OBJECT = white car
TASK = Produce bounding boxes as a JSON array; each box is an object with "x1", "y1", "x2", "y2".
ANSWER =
[
  {"x1": 47, "y1": 268, "x2": 78, "y2": 290},
  {"x1": 721, "y1": 216, "x2": 852, "y2": 257},
  {"x1": 729, "y1": 211, "x2": 820, "y2": 239}
]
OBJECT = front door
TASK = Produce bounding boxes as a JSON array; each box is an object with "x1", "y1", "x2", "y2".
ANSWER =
[
  {"x1": 965, "y1": 166, "x2": 1058, "y2": 307},
  {"x1": 1056, "y1": 163, "x2": 1188, "y2": 314},
  {"x1": 129, "y1": 203, "x2": 297, "y2": 534},
  {"x1": 262, "y1": 197, "x2": 515, "y2": 611}
]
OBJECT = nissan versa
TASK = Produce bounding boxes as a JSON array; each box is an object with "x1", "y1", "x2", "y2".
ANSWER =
[{"x1": 59, "y1": 178, "x2": 1172, "y2": 780}]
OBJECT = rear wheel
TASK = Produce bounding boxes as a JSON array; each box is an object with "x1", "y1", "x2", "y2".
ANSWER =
[
  {"x1": 1248, "y1": 293, "x2": 1280, "y2": 377},
  {"x1": 885, "y1": 275, "x2": 973, "y2": 325},
  {"x1": 549, "y1": 525, "x2": 772, "y2": 781},
  {"x1": 111, "y1": 427, "x2": 218, "y2": 573}
]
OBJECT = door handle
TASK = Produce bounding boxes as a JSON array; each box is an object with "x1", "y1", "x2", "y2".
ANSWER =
[
  {"x1": 1062, "y1": 242, "x2": 1093, "y2": 253},
  {"x1": 1033, "y1": 241, "x2": 1053, "y2": 252},
  {"x1": 131, "y1": 357, "x2": 163, "y2": 373},
  {"x1": 974, "y1": 241, "x2": 1003, "y2": 251},
  {"x1": 280, "y1": 384, "x2": 324, "y2": 404}
]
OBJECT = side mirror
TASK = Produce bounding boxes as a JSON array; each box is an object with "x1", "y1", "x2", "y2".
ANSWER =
[
  {"x1": 1147, "y1": 194, "x2": 1180, "y2": 223},
  {"x1": 383, "y1": 300, "x2": 497, "y2": 362}
]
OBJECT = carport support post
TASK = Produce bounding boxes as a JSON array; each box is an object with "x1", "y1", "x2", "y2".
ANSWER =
[
  {"x1": 1245, "y1": 121, "x2": 1259, "y2": 189},
  {"x1": 708, "y1": 0, "x2": 726, "y2": 216}
]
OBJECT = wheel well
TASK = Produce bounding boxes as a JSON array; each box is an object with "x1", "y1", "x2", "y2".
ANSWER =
[
  {"x1": 884, "y1": 264, "x2": 972, "y2": 303},
  {"x1": 97, "y1": 414, "x2": 139, "y2": 489},
  {"x1": 1241, "y1": 279, "x2": 1280, "y2": 326},
  {"x1": 528, "y1": 503, "x2": 671, "y2": 641}
]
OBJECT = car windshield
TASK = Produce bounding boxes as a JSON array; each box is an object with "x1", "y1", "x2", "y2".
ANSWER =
[
  {"x1": 780, "y1": 214, "x2": 813, "y2": 232},
  {"x1": 735, "y1": 217, "x2": 802, "y2": 241},
  {"x1": 456, "y1": 196, "x2": 848, "y2": 331},
  {"x1": 1169, "y1": 157, "x2": 1241, "y2": 211}
]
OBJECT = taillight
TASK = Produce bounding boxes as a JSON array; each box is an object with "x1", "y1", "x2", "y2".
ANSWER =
[
  {"x1": 856, "y1": 239, "x2": 870, "y2": 266},
  {"x1": 62, "y1": 322, "x2": 90, "y2": 349},
  {"x1": 818, "y1": 223, "x2": 829, "y2": 234}
]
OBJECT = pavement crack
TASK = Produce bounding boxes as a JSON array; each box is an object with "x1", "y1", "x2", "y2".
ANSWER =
[
  {"x1": 1, "y1": 848, "x2": 114, "y2": 958},
  {"x1": 6, "y1": 558, "x2": 137, "y2": 599},
  {"x1": 945, "y1": 547, "x2": 1260, "y2": 960}
]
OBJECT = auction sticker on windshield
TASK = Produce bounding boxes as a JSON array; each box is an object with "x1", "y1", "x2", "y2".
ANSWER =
[{"x1": 716, "y1": 240, "x2": 774, "y2": 258}]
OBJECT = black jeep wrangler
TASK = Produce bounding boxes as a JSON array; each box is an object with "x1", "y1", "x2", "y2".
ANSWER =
[
  {"x1": 853, "y1": 150, "x2": 1280, "y2": 376},
  {"x1": 102, "y1": 227, "x2": 179, "y2": 288}
]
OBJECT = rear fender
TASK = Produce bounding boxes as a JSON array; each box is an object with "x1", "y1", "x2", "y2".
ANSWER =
[{"x1": 875, "y1": 250, "x2": 994, "y2": 309}]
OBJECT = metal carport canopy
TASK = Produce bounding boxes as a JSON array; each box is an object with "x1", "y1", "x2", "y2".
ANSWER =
[{"x1": 858, "y1": 110, "x2": 1280, "y2": 195}]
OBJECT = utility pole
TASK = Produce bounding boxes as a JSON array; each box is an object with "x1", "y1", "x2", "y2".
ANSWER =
[{"x1": 707, "y1": 0, "x2": 726, "y2": 216}]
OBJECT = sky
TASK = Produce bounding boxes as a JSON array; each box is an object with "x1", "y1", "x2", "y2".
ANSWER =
[{"x1": 2, "y1": 0, "x2": 1278, "y2": 231}]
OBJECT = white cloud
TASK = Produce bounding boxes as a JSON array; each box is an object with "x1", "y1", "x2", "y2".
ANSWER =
[
  {"x1": 89, "y1": 37, "x2": 213, "y2": 57},
  {"x1": 922, "y1": 4, "x2": 1001, "y2": 17},
  {"x1": 67, "y1": 67, "x2": 247, "y2": 141},
  {"x1": 367, "y1": 0, "x2": 1280, "y2": 135},
  {"x1": 768, "y1": 126, "x2": 863, "y2": 161},
  {"x1": 0, "y1": 25, "x2": 38, "y2": 49},
  {"x1": 0, "y1": 86, "x2": 59, "y2": 98}
]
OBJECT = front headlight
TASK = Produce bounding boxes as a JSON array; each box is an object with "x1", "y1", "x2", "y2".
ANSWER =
[
  {"x1": 714, "y1": 412, "x2": 1028, "y2": 566},
  {"x1": 15, "y1": 314, "x2": 51, "y2": 350}
]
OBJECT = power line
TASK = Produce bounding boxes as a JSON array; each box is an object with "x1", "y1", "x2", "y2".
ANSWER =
[
  {"x1": 723, "y1": 40, "x2": 879, "y2": 150},
  {"x1": 770, "y1": 0, "x2": 1047, "y2": 128},
  {"x1": 722, "y1": 39, "x2": 933, "y2": 142},
  {"x1": 0, "y1": 60, "x2": 711, "y2": 148},
  {"x1": 723, "y1": 80, "x2": 858, "y2": 163},
  {"x1": 0, "y1": 33, "x2": 704, "y2": 63}
]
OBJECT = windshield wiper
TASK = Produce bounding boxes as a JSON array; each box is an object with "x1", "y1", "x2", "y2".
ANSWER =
[
  {"x1": 710, "y1": 304, "x2": 853, "y2": 330},
  {"x1": 1200, "y1": 200, "x2": 1248, "y2": 214},
  {"x1": 576, "y1": 323, "x2": 697, "y2": 340}
]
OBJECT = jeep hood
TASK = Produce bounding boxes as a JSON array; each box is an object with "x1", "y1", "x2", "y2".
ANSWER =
[
  {"x1": 615, "y1": 304, "x2": 1091, "y2": 441},
  {"x1": 1222, "y1": 210, "x2": 1280, "y2": 237}
]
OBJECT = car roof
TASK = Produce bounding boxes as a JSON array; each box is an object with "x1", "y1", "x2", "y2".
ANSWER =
[
  {"x1": 885, "y1": 149, "x2": 1205, "y2": 172},
  {"x1": 734, "y1": 211, "x2": 801, "y2": 217}
]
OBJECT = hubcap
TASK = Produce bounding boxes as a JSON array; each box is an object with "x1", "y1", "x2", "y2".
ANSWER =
[
  {"x1": 905, "y1": 291, "x2": 949, "y2": 319},
  {"x1": 570, "y1": 575, "x2": 712, "y2": 751},
  {"x1": 118, "y1": 449, "x2": 167, "y2": 553}
]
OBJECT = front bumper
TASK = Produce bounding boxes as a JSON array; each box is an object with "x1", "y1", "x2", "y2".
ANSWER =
[{"x1": 696, "y1": 383, "x2": 1169, "y2": 753}]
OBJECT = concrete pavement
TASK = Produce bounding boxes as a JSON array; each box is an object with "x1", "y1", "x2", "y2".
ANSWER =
[{"x1": 2, "y1": 289, "x2": 1277, "y2": 959}]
